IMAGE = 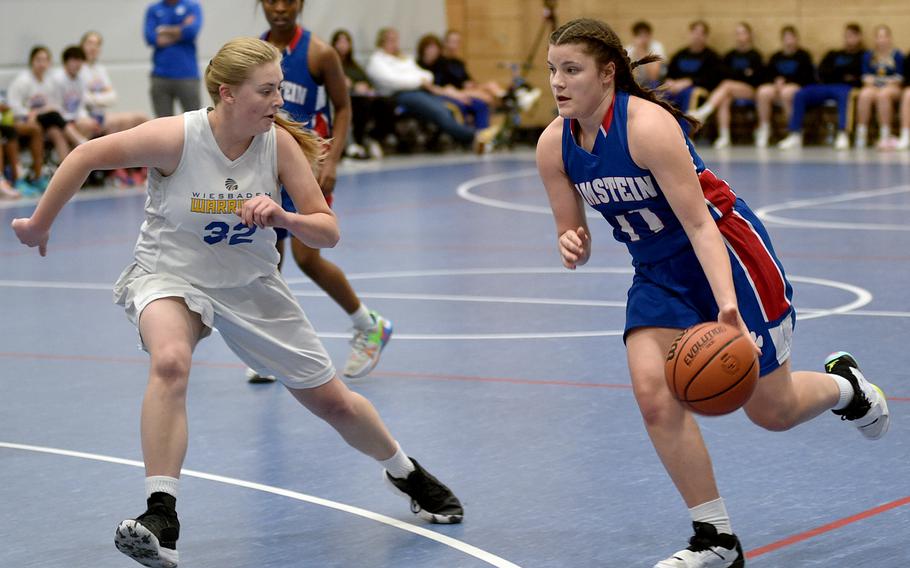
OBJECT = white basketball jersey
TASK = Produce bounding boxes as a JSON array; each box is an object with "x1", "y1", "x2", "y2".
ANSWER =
[{"x1": 133, "y1": 108, "x2": 281, "y2": 288}]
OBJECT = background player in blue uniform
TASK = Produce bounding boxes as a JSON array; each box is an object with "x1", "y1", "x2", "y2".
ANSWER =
[
  {"x1": 254, "y1": 0, "x2": 392, "y2": 382},
  {"x1": 536, "y1": 18, "x2": 890, "y2": 568}
]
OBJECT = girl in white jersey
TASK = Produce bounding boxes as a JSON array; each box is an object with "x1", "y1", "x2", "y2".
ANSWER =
[{"x1": 12, "y1": 37, "x2": 462, "y2": 568}]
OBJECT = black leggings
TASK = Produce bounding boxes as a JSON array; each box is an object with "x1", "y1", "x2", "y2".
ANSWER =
[
  {"x1": 350, "y1": 95, "x2": 395, "y2": 144},
  {"x1": 36, "y1": 111, "x2": 66, "y2": 130}
]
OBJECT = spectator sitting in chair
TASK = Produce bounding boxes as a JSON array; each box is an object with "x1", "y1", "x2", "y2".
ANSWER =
[
  {"x1": 754, "y1": 25, "x2": 815, "y2": 148},
  {"x1": 366, "y1": 27, "x2": 499, "y2": 153},
  {"x1": 662, "y1": 20, "x2": 723, "y2": 130},
  {"x1": 331, "y1": 29, "x2": 393, "y2": 159},
  {"x1": 689, "y1": 22, "x2": 764, "y2": 149},
  {"x1": 417, "y1": 34, "x2": 491, "y2": 131},
  {"x1": 777, "y1": 23, "x2": 865, "y2": 150}
]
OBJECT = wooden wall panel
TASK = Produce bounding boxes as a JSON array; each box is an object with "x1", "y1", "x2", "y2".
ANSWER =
[{"x1": 447, "y1": 0, "x2": 910, "y2": 126}]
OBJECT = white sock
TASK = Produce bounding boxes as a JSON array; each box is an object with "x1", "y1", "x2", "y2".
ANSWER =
[
  {"x1": 146, "y1": 476, "x2": 179, "y2": 499},
  {"x1": 379, "y1": 442, "x2": 416, "y2": 479},
  {"x1": 856, "y1": 124, "x2": 868, "y2": 139},
  {"x1": 830, "y1": 373, "x2": 854, "y2": 410},
  {"x1": 900, "y1": 128, "x2": 910, "y2": 141},
  {"x1": 880, "y1": 125, "x2": 892, "y2": 139},
  {"x1": 350, "y1": 304, "x2": 374, "y2": 331},
  {"x1": 718, "y1": 127, "x2": 730, "y2": 139},
  {"x1": 690, "y1": 497, "x2": 732, "y2": 535}
]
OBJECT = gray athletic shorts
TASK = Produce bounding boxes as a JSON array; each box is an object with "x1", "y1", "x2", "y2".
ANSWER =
[{"x1": 113, "y1": 263, "x2": 336, "y2": 389}]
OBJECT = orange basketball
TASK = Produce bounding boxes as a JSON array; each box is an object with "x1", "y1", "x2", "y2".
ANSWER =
[{"x1": 665, "y1": 322, "x2": 759, "y2": 416}]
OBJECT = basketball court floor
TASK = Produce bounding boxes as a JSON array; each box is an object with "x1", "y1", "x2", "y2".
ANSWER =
[{"x1": 1, "y1": 147, "x2": 908, "y2": 566}]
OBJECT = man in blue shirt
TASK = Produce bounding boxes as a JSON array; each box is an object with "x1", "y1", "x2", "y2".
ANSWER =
[{"x1": 144, "y1": 0, "x2": 203, "y2": 117}]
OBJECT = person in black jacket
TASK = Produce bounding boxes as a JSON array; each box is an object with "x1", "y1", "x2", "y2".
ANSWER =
[
  {"x1": 662, "y1": 20, "x2": 723, "y2": 121},
  {"x1": 778, "y1": 23, "x2": 865, "y2": 150},
  {"x1": 755, "y1": 25, "x2": 815, "y2": 147},
  {"x1": 689, "y1": 22, "x2": 763, "y2": 148}
]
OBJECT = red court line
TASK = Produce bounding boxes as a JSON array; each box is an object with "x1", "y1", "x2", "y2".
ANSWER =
[
  {"x1": 745, "y1": 495, "x2": 910, "y2": 558},
  {"x1": 2, "y1": 351, "x2": 908, "y2": 402}
]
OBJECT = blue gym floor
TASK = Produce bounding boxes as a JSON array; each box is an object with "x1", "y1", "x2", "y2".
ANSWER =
[{"x1": 1, "y1": 148, "x2": 908, "y2": 567}]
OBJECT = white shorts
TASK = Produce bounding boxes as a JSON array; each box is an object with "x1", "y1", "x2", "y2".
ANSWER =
[{"x1": 113, "y1": 263, "x2": 336, "y2": 389}]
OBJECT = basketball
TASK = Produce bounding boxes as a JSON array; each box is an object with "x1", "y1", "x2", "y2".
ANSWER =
[{"x1": 665, "y1": 322, "x2": 759, "y2": 416}]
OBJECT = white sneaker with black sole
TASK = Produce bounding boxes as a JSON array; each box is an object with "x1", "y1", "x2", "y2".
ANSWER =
[{"x1": 827, "y1": 351, "x2": 890, "y2": 439}]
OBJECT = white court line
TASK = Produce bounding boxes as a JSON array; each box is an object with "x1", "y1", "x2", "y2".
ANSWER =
[
  {"x1": 787, "y1": 276, "x2": 872, "y2": 321},
  {"x1": 754, "y1": 184, "x2": 910, "y2": 231},
  {"x1": 454, "y1": 169, "x2": 605, "y2": 217},
  {"x1": 810, "y1": 203, "x2": 910, "y2": 212},
  {"x1": 0, "y1": 442, "x2": 522, "y2": 568},
  {"x1": 0, "y1": 270, "x2": 876, "y2": 341},
  {"x1": 286, "y1": 266, "x2": 635, "y2": 285},
  {"x1": 453, "y1": 165, "x2": 910, "y2": 232}
]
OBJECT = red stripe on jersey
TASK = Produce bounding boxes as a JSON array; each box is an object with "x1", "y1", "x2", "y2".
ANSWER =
[
  {"x1": 698, "y1": 168, "x2": 736, "y2": 217},
  {"x1": 717, "y1": 212, "x2": 790, "y2": 322},
  {"x1": 601, "y1": 95, "x2": 616, "y2": 132}
]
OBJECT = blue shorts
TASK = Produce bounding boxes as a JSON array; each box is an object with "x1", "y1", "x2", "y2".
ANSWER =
[{"x1": 625, "y1": 204, "x2": 795, "y2": 376}]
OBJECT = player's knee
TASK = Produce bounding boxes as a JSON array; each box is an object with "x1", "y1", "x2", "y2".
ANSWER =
[
  {"x1": 310, "y1": 392, "x2": 359, "y2": 424},
  {"x1": 149, "y1": 348, "x2": 191, "y2": 390},
  {"x1": 633, "y1": 380, "x2": 678, "y2": 426},
  {"x1": 745, "y1": 405, "x2": 796, "y2": 432}
]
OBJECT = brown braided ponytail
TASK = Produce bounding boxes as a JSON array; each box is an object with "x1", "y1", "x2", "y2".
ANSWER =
[{"x1": 549, "y1": 18, "x2": 700, "y2": 131}]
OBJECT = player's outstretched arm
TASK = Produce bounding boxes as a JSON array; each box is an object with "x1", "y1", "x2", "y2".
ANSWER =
[
  {"x1": 11, "y1": 116, "x2": 184, "y2": 256},
  {"x1": 537, "y1": 117, "x2": 591, "y2": 269}
]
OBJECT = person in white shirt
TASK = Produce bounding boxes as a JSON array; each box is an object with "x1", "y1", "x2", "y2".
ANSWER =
[
  {"x1": 49, "y1": 46, "x2": 95, "y2": 146},
  {"x1": 366, "y1": 27, "x2": 498, "y2": 151},
  {"x1": 79, "y1": 31, "x2": 150, "y2": 135},
  {"x1": 12, "y1": 36, "x2": 463, "y2": 568},
  {"x1": 624, "y1": 21, "x2": 666, "y2": 88},
  {"x1": 7, "y1": 46, "x2": 71, "y2": 180}
]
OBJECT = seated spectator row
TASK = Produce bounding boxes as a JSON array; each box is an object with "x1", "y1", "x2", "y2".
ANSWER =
[
  {"x1": 1, "y1": 32, "x2": 150, "y2": 199},
  {"x1": 331, "y1": 27, "x2": 539, "y2": 158},
  {"x1": 628, "y1": 20, "x2": 910, "y2": 150}
]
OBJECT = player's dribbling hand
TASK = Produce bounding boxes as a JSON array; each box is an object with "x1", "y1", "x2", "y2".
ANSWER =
[
  {"x1": 559, "y1": 226, "x2": 590, "y2": 269},
  {"x1": 718, "y1": 304, "x2": 762, "y2": 356},
  {"x1": 11, "y1": 218, "x2": 49, "y2": 257},
  {"x1": 236, "y1": 195, "x2": 285, "y2": 229}
]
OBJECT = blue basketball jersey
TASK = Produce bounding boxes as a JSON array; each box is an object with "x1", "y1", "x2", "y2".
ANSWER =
[
  {"x1": 561, "y1": 90, "x2": 795, "y2": 375},
  {"x1": 561, "y1": 90, "x2": 737, "y2": 264},
  {"x1": 262, "y1": 26, "x2": 332, "y2": 137}
]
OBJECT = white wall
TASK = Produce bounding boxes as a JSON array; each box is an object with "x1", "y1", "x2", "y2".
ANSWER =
[{"x1": 0, "y1": 0, "x2": 447, "y2": 115}]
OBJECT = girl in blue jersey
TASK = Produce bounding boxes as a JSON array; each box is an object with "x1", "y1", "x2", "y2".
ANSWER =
[
  {"x1": 254, "y1": 0, "x2": 393, "y2": 382},
  {"x1": 12, "y1": 37, "x2": 462, "y2": 568},
  {"x1": 536, "y1": 18, "x2": 889, "y2": 568},
  {"x1": 855, "y1": 24, "x2": 905, "y2": 149}
]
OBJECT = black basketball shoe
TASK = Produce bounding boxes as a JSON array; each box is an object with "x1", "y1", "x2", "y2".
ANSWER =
[
  {"x1": 384, "y1": 458, "x2": 463, "y2": 524},
  {"x1": 654, "y1": 522, "x2": 745, "y2": 567},
  {"x1": 114, "y1": 493, "x2": 180, "y2": 568}
]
